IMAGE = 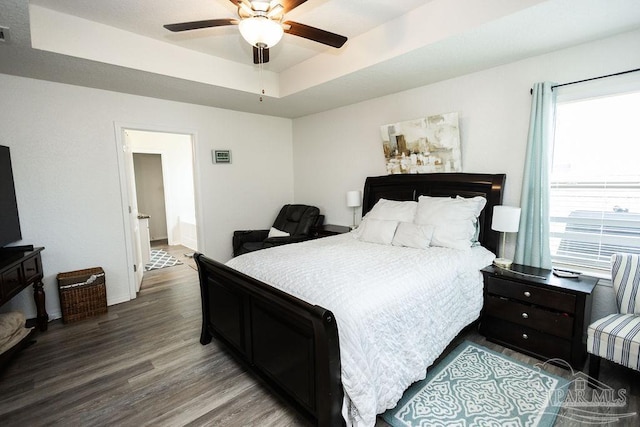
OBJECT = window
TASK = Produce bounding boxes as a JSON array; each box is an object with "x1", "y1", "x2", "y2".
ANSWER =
[{"x1": 549, "y1": 90, "x2": 640, "y2": 273}]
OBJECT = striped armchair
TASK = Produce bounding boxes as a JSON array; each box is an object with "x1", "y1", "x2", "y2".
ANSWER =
[{"x1": 587, "y1": 253, "x2": 640, "y2": 381}]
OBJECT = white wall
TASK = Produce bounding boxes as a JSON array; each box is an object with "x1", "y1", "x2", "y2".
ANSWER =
[
  {"x1": 291, "y1": 29, "x2": 640, "y2": 321},
  {"x1": 128, "y1": 130, "x2": 196, "y2": 247},
  {"x1": 0, "y1": 75, "x2": 293, "y2": 320}
]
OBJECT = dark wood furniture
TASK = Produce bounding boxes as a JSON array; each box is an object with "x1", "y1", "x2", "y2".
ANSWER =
[
  {"x1": 0, "y1": 247, "x2": 47, "y2": 373},
  {"x1": 311, "y1": 224, "x2": 351, "y2": 238},
  {"x1": 480, "y1": 263, "x2": 597, "y2": 368},
  {"x1": 195, "y1": 173, "x2": 505, "y2": 427},
  {"x1": 0, "y1": 247, "x2": 48, "y2": 332}
]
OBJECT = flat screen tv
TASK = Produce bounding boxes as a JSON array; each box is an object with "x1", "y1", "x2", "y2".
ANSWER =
[{"x1": 0, "y1": 145, "x2": 22, "y2": 248}]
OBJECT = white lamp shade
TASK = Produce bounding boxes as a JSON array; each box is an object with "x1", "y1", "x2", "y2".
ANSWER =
[
  {"x1": 238, "y1": 17, "x2": 284, "y2": 48},
  {"x1": 491, "y1": 206, "x2": 521, "y2": 232},
  {"x1": 346, "y1": 190, "x2": 361, "y2": 208}
]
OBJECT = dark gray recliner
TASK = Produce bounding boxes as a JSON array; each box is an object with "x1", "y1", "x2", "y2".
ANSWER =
[{"x1": 233, "y1": 204, "x2": 323, "y2": 257}]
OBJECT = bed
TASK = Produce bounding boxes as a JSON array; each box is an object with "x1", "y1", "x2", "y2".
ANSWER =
[{"x1": 195, "y1": 172, "x2": 505, "y2": 426}]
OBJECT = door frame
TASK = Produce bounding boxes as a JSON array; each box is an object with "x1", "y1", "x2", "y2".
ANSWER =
[{"x1": 113, "y1": 122, "x2": 204, "y2": 299}]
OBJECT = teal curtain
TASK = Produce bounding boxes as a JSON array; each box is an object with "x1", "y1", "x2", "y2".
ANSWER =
[{"x1": 514, "y1": 82, "x2": 556, "y2": 269}]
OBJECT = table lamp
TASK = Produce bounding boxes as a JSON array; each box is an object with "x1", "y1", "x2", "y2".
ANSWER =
[
  {"x1": 491, "y1": 205, "x2": 521, "y2": 268},
  {"x1": 346, "y1": 190, "x2": 361, "y2": 229}
]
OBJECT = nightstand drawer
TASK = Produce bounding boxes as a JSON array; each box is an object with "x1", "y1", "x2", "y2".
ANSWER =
[
  {"x1": 480, "y1": 316, "x2": 572, "y2": 362},
  {"x1": 486, "y1": 276, "x2": 576, "y2": 313},
  {"x1": 484, "y1": 295, "x2": 574, "y2": 339}
]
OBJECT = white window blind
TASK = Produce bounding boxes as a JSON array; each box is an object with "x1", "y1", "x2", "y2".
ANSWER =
[{"x1": 550, "y1": 91, "x2": 640, "y2": 272}]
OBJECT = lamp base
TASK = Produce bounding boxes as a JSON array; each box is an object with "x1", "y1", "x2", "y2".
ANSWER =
[{"x1": 493, "y1": 257, "x2": 513, "y2": 269}]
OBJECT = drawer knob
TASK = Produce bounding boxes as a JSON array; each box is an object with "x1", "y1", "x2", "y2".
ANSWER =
[
  {"x1": 523, "y1": 291, "x2": 531, "y2": 297},
  {"x1": 522, "y1": 333, "x2": 529, "y2": 340},
  {"x1": 521, "y1": 312, "x2": 529, "y2": 319}
]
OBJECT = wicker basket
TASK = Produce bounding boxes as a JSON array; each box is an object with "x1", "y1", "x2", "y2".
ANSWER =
[{"x1": 57, "y1": 267, "x2": 107, "y2": 323}]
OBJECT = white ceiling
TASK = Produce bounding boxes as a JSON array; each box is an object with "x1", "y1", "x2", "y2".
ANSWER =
[
  {"x1": 1, "y1": 0, "x2": 640, "y2": 118},
  {"x1": 29, "y1": 0, "x2": 431, "y2": 73}
]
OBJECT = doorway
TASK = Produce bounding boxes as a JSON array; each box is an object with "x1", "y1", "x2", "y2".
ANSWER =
[
  {"x1": 117, "y1": 126, "x2": 200, "y2": 297},
  {"x1": 133, "y1": 153, "x2": 168, "y2": 242}
]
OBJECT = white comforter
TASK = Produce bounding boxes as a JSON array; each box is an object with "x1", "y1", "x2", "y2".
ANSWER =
[{"x1": 226, "y1": 233, "x2": 494, "y2": 427}]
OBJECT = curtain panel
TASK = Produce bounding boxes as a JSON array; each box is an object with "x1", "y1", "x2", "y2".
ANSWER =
[{"x1": 514, "y1": 82, "x2": 556, "y2": 269}]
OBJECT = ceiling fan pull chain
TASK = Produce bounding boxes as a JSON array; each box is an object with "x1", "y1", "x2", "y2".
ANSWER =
[
  {"x1": 259, "y1": 47, "x2": 264, "y2": 102},
  {"x1": 259, "y1": 48, "x2": 262, "y2": 102}
]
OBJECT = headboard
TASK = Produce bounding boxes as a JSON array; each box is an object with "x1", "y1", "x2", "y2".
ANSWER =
[{"x1": 361, "y1": 173, "x2": 506, "y2": 254}]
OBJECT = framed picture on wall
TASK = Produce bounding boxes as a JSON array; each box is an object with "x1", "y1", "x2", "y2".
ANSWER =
[{"x1": 380, "y1": 112, "x2": 461, "y2": 174}]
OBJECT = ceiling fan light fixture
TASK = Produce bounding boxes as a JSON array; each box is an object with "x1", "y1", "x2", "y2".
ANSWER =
[{"x1": 239, "y1": 17, "x2": 284, "y2": 48}]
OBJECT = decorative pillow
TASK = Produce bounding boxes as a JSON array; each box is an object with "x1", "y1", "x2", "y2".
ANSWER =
[
  {"x1": 392, "y1": 222, "x2": 434, "y2": 249},
  {"x1": 267, "y1": 227, "x2": 290, "y2": 238},
  {"x1": 358, "y1": 218, "x2": 399, "y2": 245},
  {"x1": 415, "y1": 195, "x2": 487, "y2": 250}
]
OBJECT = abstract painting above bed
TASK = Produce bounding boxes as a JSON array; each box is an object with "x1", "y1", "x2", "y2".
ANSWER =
[{"x1": 380, "y1": 113, "x2": 461, "y2": 174}]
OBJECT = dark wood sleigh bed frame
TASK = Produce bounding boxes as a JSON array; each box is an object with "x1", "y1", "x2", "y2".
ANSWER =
[{"x1": 194, "y1": 173, "x2": 505, "y2": 426}]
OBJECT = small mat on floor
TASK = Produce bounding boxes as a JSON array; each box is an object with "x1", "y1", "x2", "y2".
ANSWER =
[
  {"x1": 383, "y1": 341, "x2": 568, "y2": 427},
  {"x1": 145, "y1": 249, "x2": 182, "y2": 271}
]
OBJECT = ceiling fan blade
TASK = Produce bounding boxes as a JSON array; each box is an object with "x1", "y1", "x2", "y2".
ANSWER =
[
  {"x1": 283, "y1": 21, "x2": 347, "y2": 48},
  {"x1": 281, "y1": 0, "x2": 309, "y2": 13},
  {"x1": 164, "y1": 19, "x2": 238, "y2": 32},
  {"x1": 253, "y1": 46, "x2": 270, "y2": 64}
]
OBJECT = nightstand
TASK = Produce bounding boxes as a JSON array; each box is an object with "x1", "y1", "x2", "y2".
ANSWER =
[
  {"x1": 311, "y1": 224, "x2": 351, "y2": 238},
  {"x1": 479, "y1": 264, "x2": 598, "y2": 368}
]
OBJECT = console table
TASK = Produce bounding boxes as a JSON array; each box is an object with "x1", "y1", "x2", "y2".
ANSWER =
[{"x1": 0, "y1": 247, "x2": 48, "y2": 331}]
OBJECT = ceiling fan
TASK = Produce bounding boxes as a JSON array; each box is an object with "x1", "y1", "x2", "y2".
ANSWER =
[{"x1": 164, "y1": 0, "x2": 348, "y2": 64}]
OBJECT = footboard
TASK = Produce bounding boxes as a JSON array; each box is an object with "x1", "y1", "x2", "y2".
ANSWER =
[{"x1": 194, "y1": 253, "x2": 344, "y2": 427}]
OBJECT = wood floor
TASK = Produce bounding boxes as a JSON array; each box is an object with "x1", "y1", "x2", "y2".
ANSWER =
[{"x1": 1, "y1": 243, "x2": 638, "y2": 426}]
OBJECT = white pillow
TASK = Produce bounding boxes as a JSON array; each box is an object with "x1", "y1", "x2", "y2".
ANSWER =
[
  {"x1": 358, "y1": 218, "x2": 399, "y2": 245},
  {"x1": 415, "y1": 195, "x2": 487, "y2": 250},
  {"x1": 366, "y1": 198, "x2": 418, "y2": 222},
  {"x1": 356, "y1": 199, "x2": 417, "y2": 238},
  {"x1": 267, "y1": 227, "x2": 290, "y2": 238},
  {"x1": 392, "y1": 222, "x2": 434, "y2": 249}
]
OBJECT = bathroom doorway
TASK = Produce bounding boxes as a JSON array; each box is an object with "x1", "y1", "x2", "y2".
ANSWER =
[{"x1": 120, "y1": 128, "x2": 199, "y2": 294}]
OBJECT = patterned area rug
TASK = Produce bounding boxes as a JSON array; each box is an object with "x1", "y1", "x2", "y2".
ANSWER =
[
  {"x1": 145, "y1": 249, "x2": 182, "y2": 271},
  {"x1": 383, "y1": 341, "x2": 568, "y2": 427}
]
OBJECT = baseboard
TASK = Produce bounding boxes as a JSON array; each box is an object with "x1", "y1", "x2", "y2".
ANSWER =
[{"x1": 107, "y1": 293, "x2": 131, "y2": 306}]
